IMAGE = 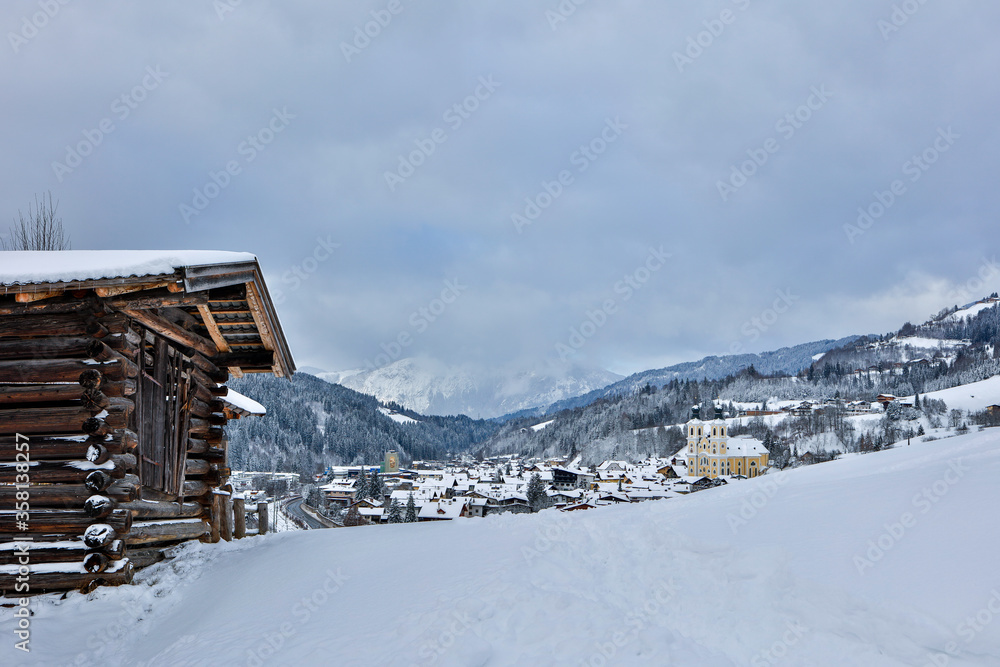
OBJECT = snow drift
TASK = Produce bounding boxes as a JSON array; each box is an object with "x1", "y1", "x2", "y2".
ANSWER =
[{"x1": 3, "y1": 430, "x2": 999, "y2": 666}]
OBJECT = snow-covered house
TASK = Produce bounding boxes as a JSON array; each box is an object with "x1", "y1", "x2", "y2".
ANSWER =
[
  {"x1": 551, "y1": 467, "x2": 596, "y2": 491},
  {"x1": 466, "y1": 497, "x2": 489, "y2": 518},
  {"x1": 418, "y1": 498, "x2": 469, "y2": 521},
  {"x1": 0, "y1": 250, "x2": 295, "y2": 594},
  {"x1": 320, "y1": 480, "x2": 357, "y2": 507},
  {"x1": 846, "y1": 401, "x2": 875, "y2": 415}
]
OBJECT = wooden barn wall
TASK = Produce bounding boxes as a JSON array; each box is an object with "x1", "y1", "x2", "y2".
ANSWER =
[{"x1": 0, "y1": 297, "x2": 234, "y2": 595}]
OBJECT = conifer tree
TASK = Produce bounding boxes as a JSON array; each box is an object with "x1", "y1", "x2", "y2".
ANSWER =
[
  {"x1": 355, "y1": 469, "x2": 369, "y2": 501},
  {"x1": 387, "y1": 498, "x2": 403, "y2": 523},
  {"x1": 526, "y1": 473, "x2": 547, "y2": 512},
  {"x1": 370, "y1": 470, "x2": 384, "y2": 500},
  {"x1": 404, "y1": 492, "x2": 418, "y2": 523}
]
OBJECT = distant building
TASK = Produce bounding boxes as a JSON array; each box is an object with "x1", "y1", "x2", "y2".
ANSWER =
[
  {"x1": 788, "y1": 401, "x2": 815, "y2": 417},
  {"x1": 551, "y1": 467, "x2": 596, "y2": 491},
  {"x1": 846, "y1": 401, "x2": 874, "y2": 415},
  {"x1": 685, "y1": 418, "x2": 768, "y2": 479},
  {"x1": 383, "y1": 450, "x2": 400, "y2": 474}
]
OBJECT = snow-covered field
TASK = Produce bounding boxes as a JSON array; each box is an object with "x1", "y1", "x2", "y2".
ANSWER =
[
  {"x1": 3, "y1": 431, "x2": 999, "y2": 666},
  {"x1": 378, "y1": 406, "x2": 419, "y2": 424},
  {"x1": 903, "y1": 374, "x2": 1000, "y2": 413},
  {"x1": 894, "y1": 336, "x2": 968, "y2": 351},
  {"x1": 942, "y1": 301, "x2": 998, "y2": 323}
]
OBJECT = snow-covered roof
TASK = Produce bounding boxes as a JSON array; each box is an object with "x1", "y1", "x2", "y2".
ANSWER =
[
  {"x1": 0, "y1": 250, "x2": 294, "y2": 378},
  {"x1": 0, "y1": 250, "x2": 256, "y2": 286},
  {"x1": 726, "y1": 436, "x2": 768, "y2": 457},
  {"x1": 418, "y1": 498, "x2": 467, "y2": 520},
  {"x1": 552, "y1": 467, "x2": 594, "y2": 477}
]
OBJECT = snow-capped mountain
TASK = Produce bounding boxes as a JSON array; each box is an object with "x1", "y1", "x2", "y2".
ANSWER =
[{"x1": 314, "y1": 357, "x2": 623, "y2": 419}]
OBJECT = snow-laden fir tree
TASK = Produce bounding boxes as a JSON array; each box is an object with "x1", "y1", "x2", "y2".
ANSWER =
[
  {"x1": 386, "y1": 498, "x2": 403, "y2": 523},
  {"x1": 526, "y1": 473, "x2": 547, "y2": 512},
  {"x1": 404, "y1": 492, "x2": 417, "y2": 523},
  {"x1": 355, "y1": 469, "x2": 369, "y2": 501},
  {"x1": 369, "y1": 470, "x2": 384, "y2": 500}
]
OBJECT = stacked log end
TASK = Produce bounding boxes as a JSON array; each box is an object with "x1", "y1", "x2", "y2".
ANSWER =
[
  {"x1": 0, "y1": 289, "x2": 257, "y2": 597},
  {"x1": 0, "y1": 307, "x2": 146, "y2": 594}
]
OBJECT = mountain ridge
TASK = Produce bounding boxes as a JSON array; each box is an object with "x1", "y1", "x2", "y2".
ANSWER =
[{"x1": 315, "y1": 357, "x2": 624, "y2": 419}]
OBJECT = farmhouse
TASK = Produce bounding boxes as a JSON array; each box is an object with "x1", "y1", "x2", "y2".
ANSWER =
[{"x1": 0, "y1": 250, "x2": 294, "y2": 594}]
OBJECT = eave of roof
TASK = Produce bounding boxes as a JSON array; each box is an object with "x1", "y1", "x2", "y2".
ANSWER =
[{"x1": 0, "y1": 251, "x2": 295, "y2": 378}]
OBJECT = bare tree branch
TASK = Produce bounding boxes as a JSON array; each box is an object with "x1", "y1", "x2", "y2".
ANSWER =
[{"x1": 1, "y1": 192, "x2": 71, "y2": 251}]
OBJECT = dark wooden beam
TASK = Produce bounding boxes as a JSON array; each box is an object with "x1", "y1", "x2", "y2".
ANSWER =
[
  {"x1": 212, "y1": 350, "x2": 274, "y2": 369},
  {"x1": 119, "y1": 308, "x2": 217, "y2": 358},
  {"x1": 104, "y1": 288, "x2": 208, "y2": 310}
]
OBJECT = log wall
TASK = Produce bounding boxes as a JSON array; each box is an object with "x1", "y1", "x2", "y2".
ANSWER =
[{"x1": 0, "y1": 297, "x2": 241, "y2": 595}]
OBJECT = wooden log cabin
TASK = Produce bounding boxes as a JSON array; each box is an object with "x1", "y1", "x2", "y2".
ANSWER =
[{"x1": 0, "y1": 250, "x2": 294, "y2": 595}]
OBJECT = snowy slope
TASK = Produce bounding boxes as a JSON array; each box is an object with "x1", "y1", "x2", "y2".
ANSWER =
[
  {"x1": 904, "y1": 374, "x2": 1000, "y2": 412},
  {"x1": 940, "y1": 300, "x2": 999, "y2": 323},
  {"x1": 5, "y1": 431, "x2": 999, "y2": 666},
  {"x1": 378, "y1": 406, "x2": 418, "y2": 424},
  {"x1": 322, "y1": 357, "x2": 623, "y2": 419}
]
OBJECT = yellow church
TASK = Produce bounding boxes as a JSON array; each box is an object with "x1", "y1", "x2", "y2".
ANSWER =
[{"x1": 685, "y1": 418, "x2": 769, "y2": 479}]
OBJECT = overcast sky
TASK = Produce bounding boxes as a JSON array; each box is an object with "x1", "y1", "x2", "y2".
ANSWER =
[{"x1": 1, "y1": 1, "x2": 998, "y2": 376}]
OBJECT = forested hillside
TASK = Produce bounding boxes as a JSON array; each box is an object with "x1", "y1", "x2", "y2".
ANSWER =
[
  {"x1": 224, "y1": 373, "x2": 499, "y2": 474},
  {"x1": 480, "y1": 299, "x2": 1000, "y2": 465},
  {"x1": 530, "y1": 336, "x2": 862, "y2": 418}
]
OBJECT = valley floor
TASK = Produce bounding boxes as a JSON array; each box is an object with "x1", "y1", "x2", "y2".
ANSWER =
[{"x1": 3, "y1": 431, "x2": 1000, "y2": 666}]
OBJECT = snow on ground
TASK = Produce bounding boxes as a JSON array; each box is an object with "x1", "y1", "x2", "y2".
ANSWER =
[
  {"x1": 902, "y1": 374, "x2": 1000, "y2": 413},
  {"x1": 728, "y1": 411, "x2": 790, "y2": 429},
  {"x1": 895, "y1": 336, "x2": 967, "y2": 351},
  {"x1": 4, "y1": 432, "x2": 1000, "y2": 666},
  {"x1": 531, "y1": 419, "x2": 554, "y2": 432},
  {"x1": 794, "y1": 430, "x2": 850, "y2": 455},
  {"x1": 942, "y1": 301, "x2": 998, "y2": 323},
  {"x1": 378, "y1": 406, "x2": 418, "y2": 424}
]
